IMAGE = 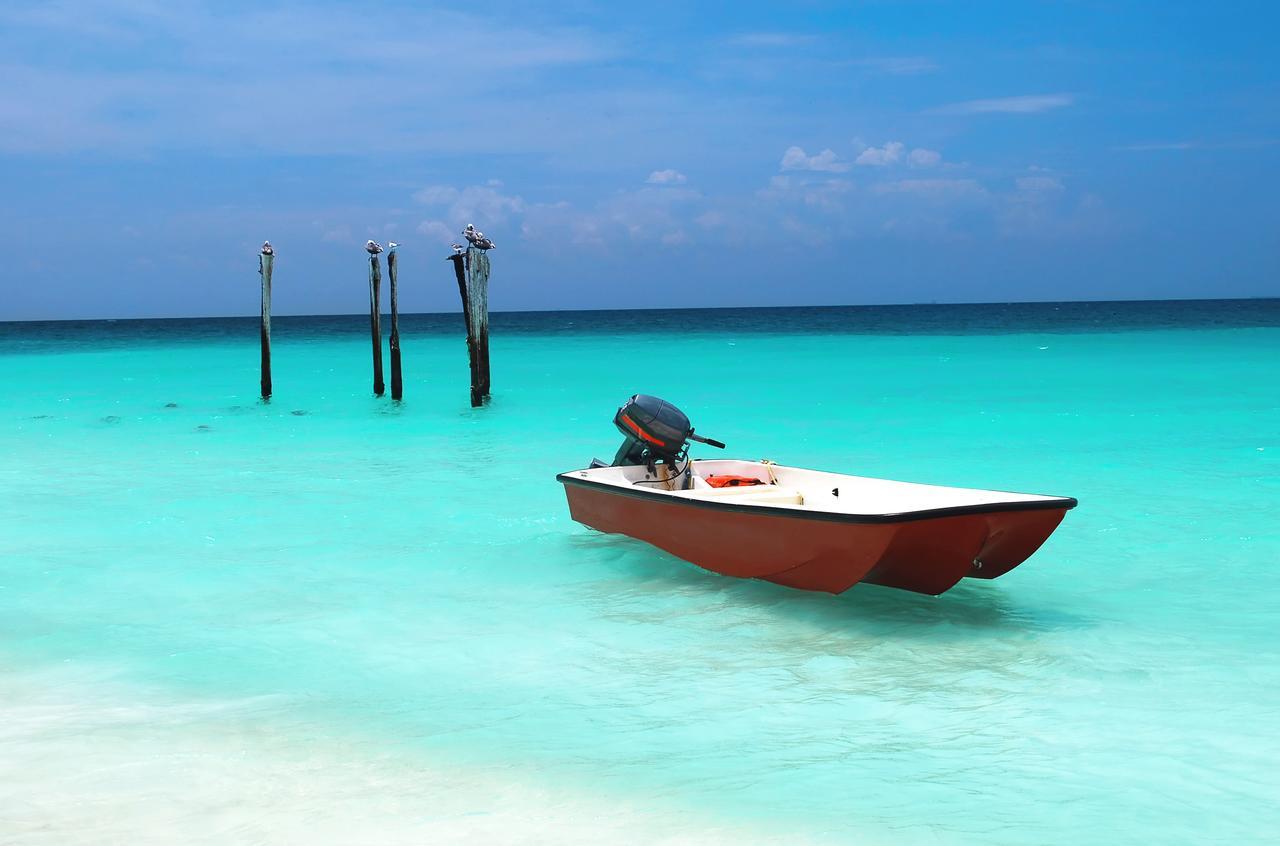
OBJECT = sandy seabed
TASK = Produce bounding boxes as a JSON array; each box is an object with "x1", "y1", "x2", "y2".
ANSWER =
[{"x1": 0, "y1": 665, "x2": 824, "y2": 846}]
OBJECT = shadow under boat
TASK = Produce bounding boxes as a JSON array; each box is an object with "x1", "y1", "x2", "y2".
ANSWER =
[{"x1": 570, "y1": 533, "x2": 1091, "y2": 638}]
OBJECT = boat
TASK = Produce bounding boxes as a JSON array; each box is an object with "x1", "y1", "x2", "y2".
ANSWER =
[{"x1": 557, "y1": 395, "x2": 1077, "y2": 596}]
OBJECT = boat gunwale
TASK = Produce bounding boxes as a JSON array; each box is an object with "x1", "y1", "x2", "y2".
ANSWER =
[{"x1": 555, "y1": 469, "x2": 1078, "y2": 526}]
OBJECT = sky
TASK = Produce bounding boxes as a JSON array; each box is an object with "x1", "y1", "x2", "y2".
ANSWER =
[{"x1": 1, "y1": 0, "x2": 1277, "y2": 320}]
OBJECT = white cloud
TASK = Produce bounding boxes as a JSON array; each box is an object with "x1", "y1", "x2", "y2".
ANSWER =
[
  {"x1": 802, "y1": 180, "x2": 854, "y2": 210},
  {"x1": 517, "y1": 186, "x2": 704, "y2": 249},
  {"x1": 414, "y1": 186, "x2": 459, "y2": 205},
  {"x1": 413, "y1": 183, "x2": 525, "y2": 228},
  {"x1": 646, "y1": 169, "x2": 687, "y2": 185},
  {"x1": 855, "y1": 141, "x2": 905, "y2": 166},
  {"x1": 908, "y1": 148, "x2": 942, "y2": 167},
  {"x1": 932, "y1": 94, "x2": 1074, "y2": 115},
  {"x1": 780, "y1": 146, "x2": 849, "y2": 173},
  {"x1": 416, "y1": 220, "x2": 455, "y2": 244},
  {"x1": 0, "y1": 4, "x2": 621, "y2": 155},
  {"x1": 760, "y1": 174, "x2": 854, "y2": 212},
  {"x1": 1000, "y1": 173, "x2": 1075, "y2": 236}
]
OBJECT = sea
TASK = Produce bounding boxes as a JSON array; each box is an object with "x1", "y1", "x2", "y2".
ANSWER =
[{"x1": 1, "y1": 300, "x2": 1277, "y2": 844}]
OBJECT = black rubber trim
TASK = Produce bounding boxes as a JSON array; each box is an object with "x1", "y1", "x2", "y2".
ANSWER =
[{"x1": 556, "y1": 472, "x2": 1077, "y2": 525}]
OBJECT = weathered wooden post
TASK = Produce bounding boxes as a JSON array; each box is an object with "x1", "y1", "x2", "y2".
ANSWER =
[
  {"x1": 466, "y1": 245, "x2": 491, "y2": 405},
  {"x1": 447, "y1": 248, "x2": 469, "y2": 328},
  {"x1": 366, "y1": 240, "x2": 385, "y2": 397},
  {"x1": 387, "y1": 242, "x2": 403, "y2": 401},
  {"x1": 259, "y1": 241, "x2": 274, "y2": 400},
  {"x1": 447, "y1": 225, "x2": 493, "y2": 407}
]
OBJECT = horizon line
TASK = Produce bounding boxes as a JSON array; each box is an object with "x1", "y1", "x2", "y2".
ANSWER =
[{"x1": 2, "y1": 294, "x2": 1278, "y2": 325}]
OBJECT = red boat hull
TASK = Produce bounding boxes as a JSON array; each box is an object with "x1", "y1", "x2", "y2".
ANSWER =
[{"x1": 561, "y1": 482, "x2": 1068, "y2": 595}]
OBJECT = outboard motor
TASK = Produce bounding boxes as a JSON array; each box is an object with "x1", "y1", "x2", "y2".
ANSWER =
[{"x1": 609, "y1": 394, "x2": 725, "y2": 469}]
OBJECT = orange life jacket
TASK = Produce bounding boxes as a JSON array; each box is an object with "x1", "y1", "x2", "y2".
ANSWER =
[{"x1": 705, "y1": 475, "x2": 765, "y2": 488}]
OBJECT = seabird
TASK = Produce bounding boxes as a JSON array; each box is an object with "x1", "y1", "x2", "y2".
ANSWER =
[
  {"x1": 261, "y1": 241, "x2": 274, "y2": 255},
  {"x1": 388, "y1": 241, "x2": 399, "y2": 251},
  {"x1": 366, "y1": 240, "x2": 383, "y2": 254},
  {"x1": 450, "y1": 243, "x2": 465, "y2": 255},
  {"x1": 462, "y1": 224, "x2": 495, "y2": 250}
]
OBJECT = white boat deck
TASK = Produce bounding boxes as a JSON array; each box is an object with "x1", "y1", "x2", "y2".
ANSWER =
[{"x1": 563, "y1": 459, "x2": 1072, "y2": 518}]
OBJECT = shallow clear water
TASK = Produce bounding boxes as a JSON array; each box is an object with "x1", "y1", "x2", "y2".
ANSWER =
[{"x1": 2, "y1": 301, "x2": 1278, "y2": 844}]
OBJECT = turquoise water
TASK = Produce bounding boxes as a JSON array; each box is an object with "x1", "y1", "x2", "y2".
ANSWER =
[{"x1": 2, "y1": 302, "x2": 1278, "y2": 843}]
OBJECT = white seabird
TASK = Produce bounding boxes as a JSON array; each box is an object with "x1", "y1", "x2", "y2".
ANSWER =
[
  {"x1": 388, "y1": 241, "x2": 399, "y2": 251},
  {"x1": 261, "y1": 241, "x2": 274, "y2": 255},
  {"x1": 366, "y1": 240, "x2": 383, "y2": 254},
  {"x1": 462, "y1": 224, "x2": 495, "y2": 250}
]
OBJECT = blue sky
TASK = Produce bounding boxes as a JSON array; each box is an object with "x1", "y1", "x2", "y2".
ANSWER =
[{"x1": 1, "y1": 1, "x2": 1276, "y2": 319}]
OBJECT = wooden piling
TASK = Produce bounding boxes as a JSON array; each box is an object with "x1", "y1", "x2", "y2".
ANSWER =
[
  {"x1": 464, "y1": 246, "x2": 491, "y2": 406},
  {"x1": 388, "y1": 243, "x2": 402, "y2": 401},
  {"x1": 259, "y1": 242, "x2": 274, "y2": 400},
  {"x1": 367, "y1": 241, "x2": 385, "y2": 396},
  {"x1": 448, "y1": 252, "x2": 470, "y2": 329},
  {"x1": 447, "y1": 233, "x2": 491, "y2": 407}
]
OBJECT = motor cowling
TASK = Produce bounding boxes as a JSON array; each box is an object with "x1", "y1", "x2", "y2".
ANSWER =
[{"x1": 610, "y1": 394, "x2": 724, "y2": 467}]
